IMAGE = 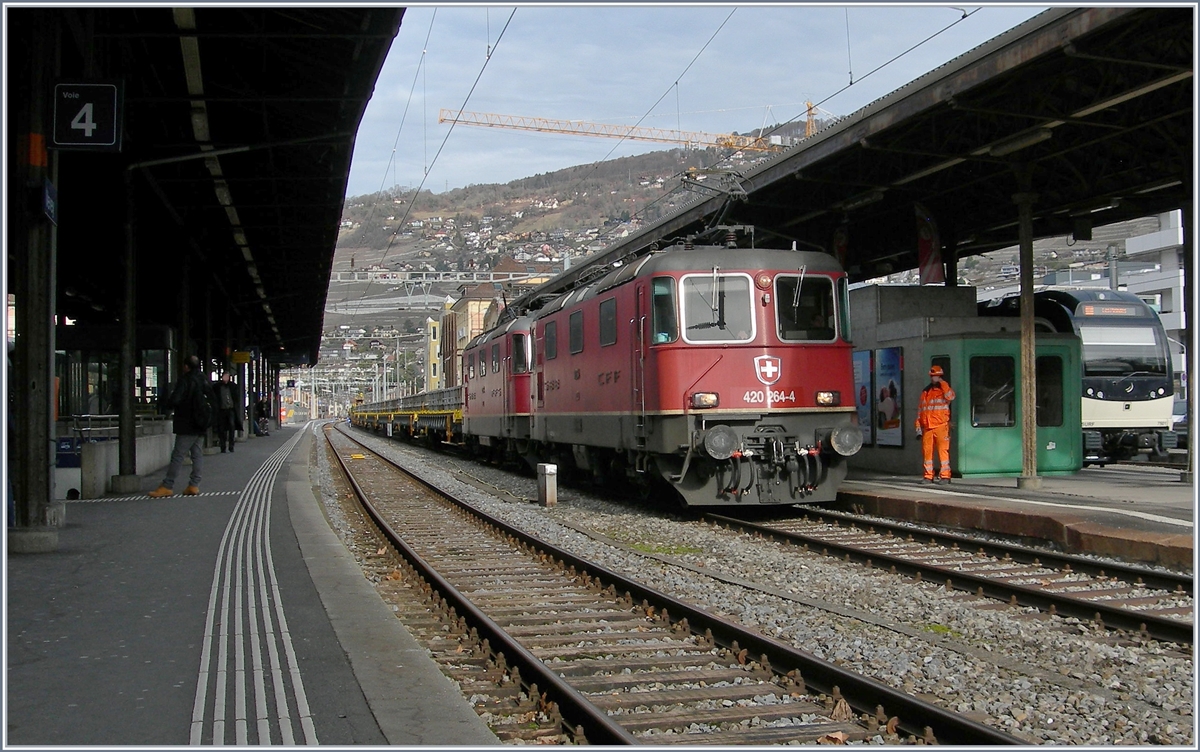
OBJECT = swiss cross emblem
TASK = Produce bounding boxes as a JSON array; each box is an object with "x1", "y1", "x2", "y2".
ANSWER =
[{"x1": 754, "y1": 355, "x2": 781, "y2": 386}]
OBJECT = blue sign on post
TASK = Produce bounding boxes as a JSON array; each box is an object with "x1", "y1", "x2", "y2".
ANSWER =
[
  {"x1": 43, "y1": 178, "x2": 58, "y2": 225},
  {"x1": 51, "y1": 81, "x2": 123, "y2": 151}
]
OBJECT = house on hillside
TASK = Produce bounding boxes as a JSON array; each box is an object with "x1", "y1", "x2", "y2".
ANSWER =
[
  {"x1": 491, "y1": 256, "x2": 559, "y2": 285},
  {"x1": 424, "y1": 317, "x2": 441, "y2": 392}
]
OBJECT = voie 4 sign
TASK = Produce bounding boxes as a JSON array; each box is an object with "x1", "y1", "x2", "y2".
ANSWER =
[{"x1": 52, "y1": 81, "x2": 123, "y2": 150}]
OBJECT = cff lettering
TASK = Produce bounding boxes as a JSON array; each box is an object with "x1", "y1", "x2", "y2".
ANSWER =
[{"x1": 597, "y1": 370, "x2": 621, "y2": 386}]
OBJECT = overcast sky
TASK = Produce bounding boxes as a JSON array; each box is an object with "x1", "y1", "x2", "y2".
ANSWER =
[{"x1": 345, "y1": 4, "x2": 1049, "y2": 199}]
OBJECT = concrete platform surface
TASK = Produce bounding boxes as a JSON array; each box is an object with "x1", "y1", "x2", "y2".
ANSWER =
[
  {"x1": 5, "y1": 424, "x2": 498, "y2": 746},
  {"x1": 838, "y1": 463, "x2": 1195, "y2": 569},
  {"x1": 8, "y1": 423, "x2": 1192, "y2": 746}
]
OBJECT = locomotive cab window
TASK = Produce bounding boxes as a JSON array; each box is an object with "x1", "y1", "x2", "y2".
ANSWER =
[
  {"x1": 491, "y1": 343, "x2": 500, "y2": 374},
  {"x1": 837, "y1": 277, "x2": 852, "y2": 342},
  {"x1": 651, "y1": 277, "x2": 678, "y2": 344},
  {"x1": 512, "y1": 333, "x2": 529, "y2": 374},
  {"x1": 681, "y1": 271, "x2": 753, "y2": 343},
  {"x1": 776, "y1": 274, "x2": 836, "y2": 341},
  {"x1": 599, "y1": 298, "x2": 618, "y2": 347},
  {"x1": 569, "y1": 310, "x2": 584, "y2": 354},
  {"x1": 544, "y1": 321, "x2": 558, "y2": 360},
  {"x1": 467, "y1": 352, "x2": 474, "y2": 380}
]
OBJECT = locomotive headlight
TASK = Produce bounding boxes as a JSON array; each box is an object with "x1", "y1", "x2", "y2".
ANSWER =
[
  {"x1": 702, "y1": 424, "x2": 740, "y2": 460},
  {"x1": 829, "y1": 425, "x2": 864, "y2": 456},
  {"x1": 815, "y1": 390, "x2": 841, "y2": 406},
  {"x1": 755, "y1": 273, "x2": 773, "y2": 290},
  {"x1": 691, "y1": 392, "x2": 720, "y2": 408}
]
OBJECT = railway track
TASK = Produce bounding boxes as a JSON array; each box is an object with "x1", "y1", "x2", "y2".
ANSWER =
[
  {"x1": 324, "y1": 425, "x2": 1023, "y2": 745},
  {"x1": 707, "y1": 508, "x2": 1194, "y2": 646}
]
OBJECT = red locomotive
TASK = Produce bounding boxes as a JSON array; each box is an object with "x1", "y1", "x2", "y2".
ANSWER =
[{"x1": 354, "y1": 239, "x2": 863, "y2": 506}]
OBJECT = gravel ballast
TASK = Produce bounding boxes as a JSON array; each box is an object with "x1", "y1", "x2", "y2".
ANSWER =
[{"x1": 315, "y1": 425, "x2": 1195, "y2": 745}]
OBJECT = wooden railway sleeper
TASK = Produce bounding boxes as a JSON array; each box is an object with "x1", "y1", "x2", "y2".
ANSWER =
[{"x1": 336, "y1": 429, "x2": 1022, "y2": 748}]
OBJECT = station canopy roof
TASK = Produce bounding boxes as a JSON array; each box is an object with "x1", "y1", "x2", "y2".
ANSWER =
[
  {"x1": 513, "y1": 7, "x2": 1192, "y2": 312},
  {"x1": 44, "y1": 7, "x2": 404, "y2": 366}
]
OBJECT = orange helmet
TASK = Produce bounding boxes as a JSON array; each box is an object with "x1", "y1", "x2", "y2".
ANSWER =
[{"x1": 929, "y1": 365, "x2": 944, "y2": 377}]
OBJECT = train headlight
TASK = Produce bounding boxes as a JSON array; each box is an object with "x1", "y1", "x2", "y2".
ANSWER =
[
  {"x1": 755, "y1": 273, "x2": 773, "y2": 290},
  {"x1": 703, "y1": 424, "x2": 740, "y2": 460},
  {"x1": 691, "y1": 392, "x2": 720, "y2": 409},
  {"x1": 829, "y1": 425, "x2": 864, "y2": 456},
  {"x1": 815, "y1": 390, "x2": 841, "y2": 406}
]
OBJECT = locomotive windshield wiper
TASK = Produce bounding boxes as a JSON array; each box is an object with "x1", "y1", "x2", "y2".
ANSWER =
[
  {"x1": 792, "y1": 265, "x2": 807, "y2": 311},
  {"x1": 710, "y1": 266, "x2": 721, "y2": 324}
]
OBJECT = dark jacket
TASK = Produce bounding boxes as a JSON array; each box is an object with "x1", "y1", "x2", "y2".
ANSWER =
[
  {"x1": 214, "y1": 379, "x2": 244, "y2": 430},
  {"x1": 165, "y1": 369, "x2": 216, "y2": 435}
]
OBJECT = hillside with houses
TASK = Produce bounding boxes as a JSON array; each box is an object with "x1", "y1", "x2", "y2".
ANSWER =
[
  {"x1": 333, "y1": 145, "x2": 772, "y2": 275},
  {"x1": 316, "y1": 143, "x2": 1183, "y2": 407}
]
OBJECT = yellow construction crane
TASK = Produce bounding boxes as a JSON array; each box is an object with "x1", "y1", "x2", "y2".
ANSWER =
[
  {"x1": 804, "y1": 101, "x2": 821, "y2": 138},
  {"x1": 438, "y1": 108, "x2": 793, "y2": 153}
]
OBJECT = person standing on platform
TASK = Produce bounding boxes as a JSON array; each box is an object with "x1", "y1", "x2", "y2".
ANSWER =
[
  {"x1": 254, "y1": 396, "x2": 271, "y2": 436},
  {"x1": 914, "y1": 365, "x2": 956, "y2": 483},
  {"x1": 213, "y1": 371, "x2": 242, "y2": 453},
  {"x1": 150, "y1": 355, "x2": 216, "y2": 497}
]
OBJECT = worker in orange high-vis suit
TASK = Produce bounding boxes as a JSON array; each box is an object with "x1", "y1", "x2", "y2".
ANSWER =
[{"x1": 914, "y1": 365, "x2": 956, "y2": 483}]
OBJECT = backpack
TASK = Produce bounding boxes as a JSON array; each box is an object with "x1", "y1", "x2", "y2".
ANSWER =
[{"x1": 191, "y1": 378, "x2": 215, "y2": 430}]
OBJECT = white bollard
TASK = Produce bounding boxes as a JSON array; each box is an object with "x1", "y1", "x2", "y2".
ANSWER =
[{"x1": 537, "y1": 463, "x2": 557, "y2": 507}]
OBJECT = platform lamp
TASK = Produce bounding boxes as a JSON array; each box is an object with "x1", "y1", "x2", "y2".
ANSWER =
[{"x1": 988, "y1": 128, "x2": 1052, "y2": 158}]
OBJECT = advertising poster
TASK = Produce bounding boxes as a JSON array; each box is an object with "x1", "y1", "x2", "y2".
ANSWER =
[
  {"x1": 915, "y1": 202, "x2": 944, "y2": 285},
  {"x1": 874, "y1": 346, "x2": 904, "y2": 447},
  {"x1": 852, "y1": 350, "x2": 874, "y2": 446}
]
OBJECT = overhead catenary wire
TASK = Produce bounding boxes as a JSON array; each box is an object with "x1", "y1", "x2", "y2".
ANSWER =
[
  {"x1": 343, "y1": 7, "x2": 985, "y2": 329},
  {"x1": 563, "y1": 6, "x2": 986, "y2": 262},
  {"x1": 845, "y1": 8, "x2": 854, "y2": 85},
  {"x1": 342, "y1": 8, "x2": 517, "y2": 321},
  {"x1": 344, "y1": 12, "x2": 437, "y2": 268},
  {"x1": 528, "y1": 8, "x2": 739, "y2": 261}
]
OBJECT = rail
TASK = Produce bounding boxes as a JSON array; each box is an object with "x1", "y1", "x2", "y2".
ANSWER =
[{"x1": 333, "y1": 424, "x2": 1024, "y2": 746}]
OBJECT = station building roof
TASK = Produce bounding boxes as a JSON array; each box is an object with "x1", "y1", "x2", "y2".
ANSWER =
[
  {"x1": 510, "y1": 7, "x2": 1192, "y2": 315},
  {"x1": 11, "y1": 7, "x2": 404, "y2": 366}
]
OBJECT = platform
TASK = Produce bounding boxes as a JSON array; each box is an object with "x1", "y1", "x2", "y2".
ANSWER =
[
  {"x1": 837, "y1": 463, "x2": 1195, "y2": 570},
  {"x1": 5, "y1": 424, "x2": 499, "y2": 746},
  {"x1": 8, "y1": 424, "x2": 1193, "y2": 744}
]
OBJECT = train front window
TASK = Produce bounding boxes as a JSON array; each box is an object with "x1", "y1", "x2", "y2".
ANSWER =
[
  {"x1": 775, "y1": 274, "x2": 835, "y2": 341},
  {"x1": 651, "y1": 277, "x2": 678, "y2": 344},
  {"x1": 681, "y1": 271, "x2": 753, "y2": 342},
  {"x1": 512, "y1": 333, "x2": 529, "y2": 374},
  {"x1": 1077, "y1": 325, "x2": 1168, "y2": 376}
]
